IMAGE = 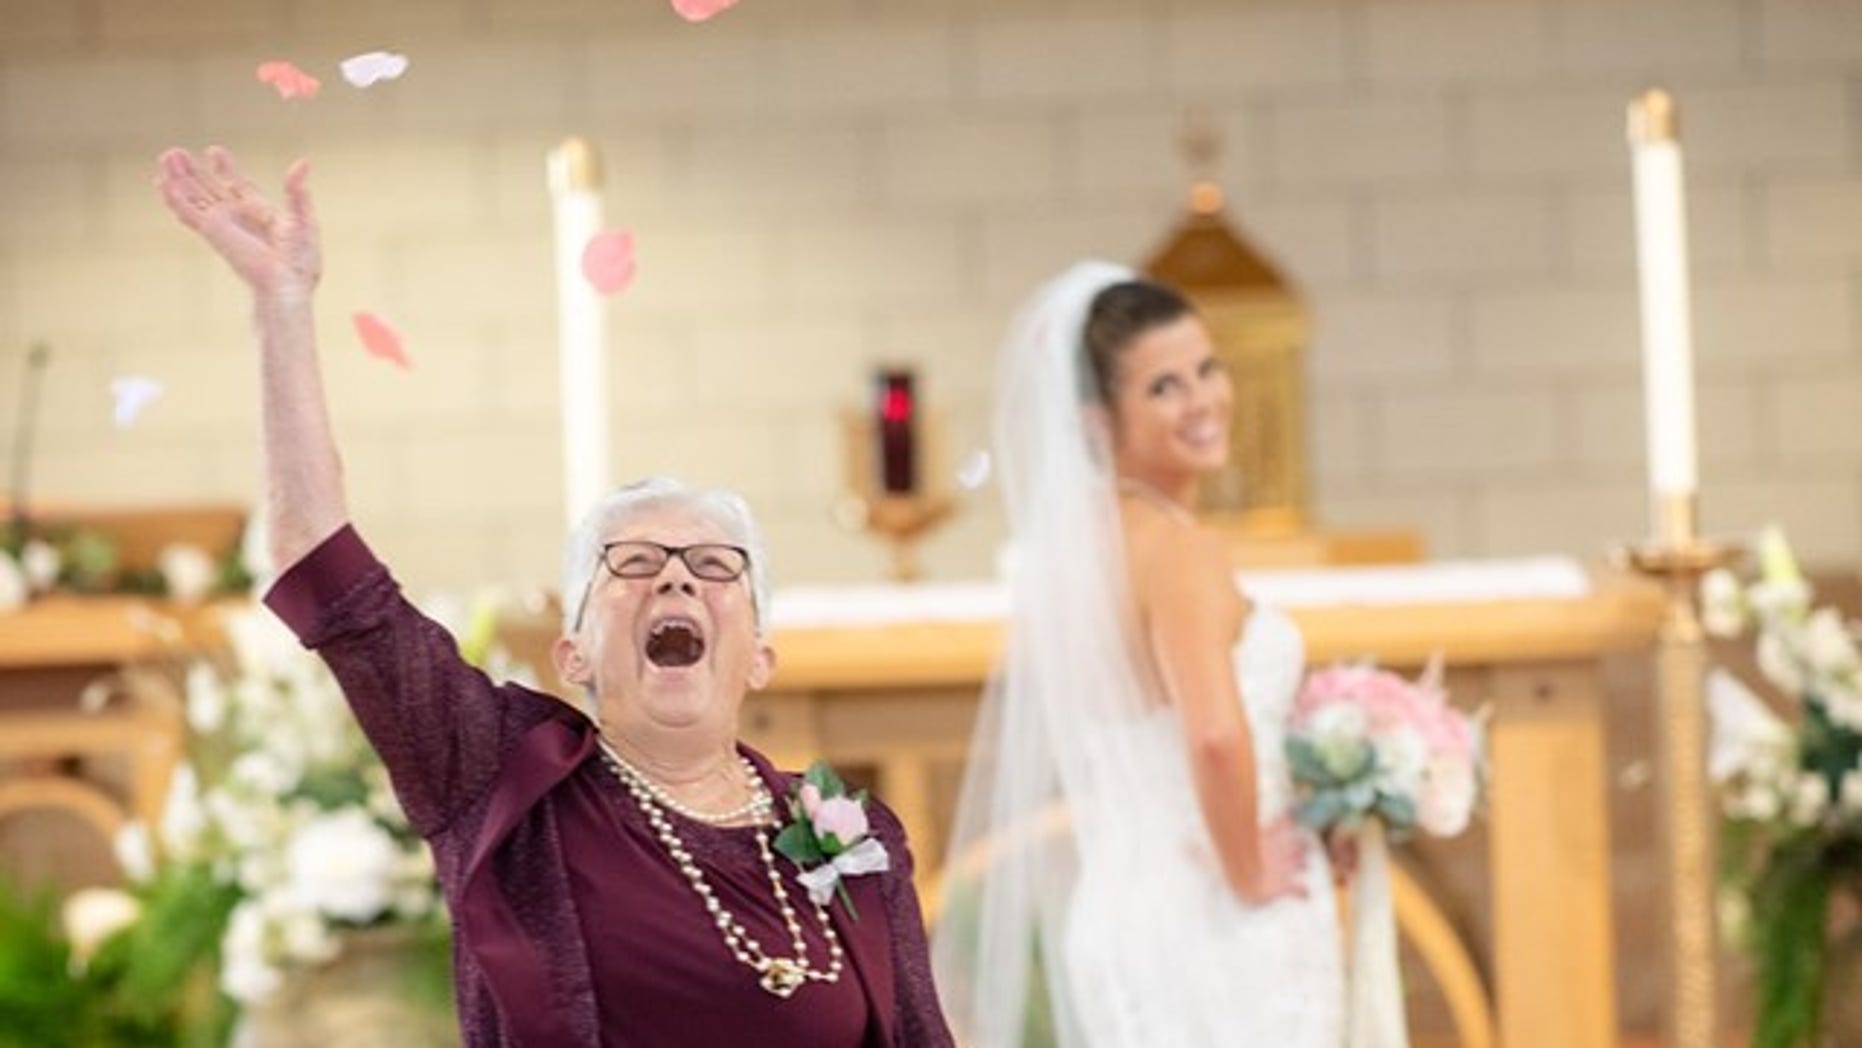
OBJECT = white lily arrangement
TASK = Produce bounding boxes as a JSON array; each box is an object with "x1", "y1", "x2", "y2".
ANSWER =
[{"x1": 1702, "y1": 526, "x2": 1862, "y2": 1048}]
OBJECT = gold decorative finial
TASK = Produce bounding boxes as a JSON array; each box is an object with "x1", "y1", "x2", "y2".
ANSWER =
[
  {"x1": 1181, "y1": 109, "x2": 1225, "y2": 215},
  {"x1": 1628, "y1": 89, "x2": 1679, "y2": 145},
  {"x1": 548, "y1": 137, "x2": 603, "y2": 195}
]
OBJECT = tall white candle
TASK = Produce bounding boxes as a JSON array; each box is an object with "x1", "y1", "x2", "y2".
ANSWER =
[
  {"x1": 548, "y1": 138, "x2": 610, "y2": 532},
  {"x1": 1627, "y1": 90, "x2": 1699, "y2": 499}
]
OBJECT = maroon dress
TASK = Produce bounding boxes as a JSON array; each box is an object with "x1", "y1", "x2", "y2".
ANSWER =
[{"x1": 264, "y1": 525, "x2": 954, "y2": 1047}]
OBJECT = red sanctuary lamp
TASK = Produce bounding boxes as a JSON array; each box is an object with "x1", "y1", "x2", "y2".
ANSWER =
[
  {"x1": 837, "y1": 365, "x2": 954, "y2": 582},
  {"x1": 875, "y1": 368, "x2": 917, "y2": 495}
]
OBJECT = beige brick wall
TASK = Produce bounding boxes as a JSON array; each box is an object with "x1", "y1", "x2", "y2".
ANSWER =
[{"x1": 5, "y1": 0, "x2": 1862, "y2": 598}]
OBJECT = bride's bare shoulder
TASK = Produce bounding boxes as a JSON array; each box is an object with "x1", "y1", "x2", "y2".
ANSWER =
[{"x1": 1120, "y1": 500, "x2": 1243, "y2": 610}]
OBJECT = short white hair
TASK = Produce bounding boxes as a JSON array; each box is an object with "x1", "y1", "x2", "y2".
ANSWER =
[{"x1": 560, "y1": 477, "x2": 772, "y2": 636}]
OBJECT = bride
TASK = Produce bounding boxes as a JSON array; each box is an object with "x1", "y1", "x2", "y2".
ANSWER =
[{"x1": 933, "y1": 262, "x2": 1345, "y2": 1046}]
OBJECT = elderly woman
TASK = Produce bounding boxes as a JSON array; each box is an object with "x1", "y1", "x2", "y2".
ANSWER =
[{"x1": 155, "y1": 147, "x2": 952, "y2": 1048}]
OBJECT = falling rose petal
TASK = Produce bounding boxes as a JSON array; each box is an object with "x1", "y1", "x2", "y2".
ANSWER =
[
  {"x1": 671, "y1": 0, "x2": 741, "y2": 23},
  {"x1": 353, "y1": 312, "x2": 412, "y2": 370},
  {"x1": 339, "y1": 51, "x2": 410, "y2": 89},
  {"x1": 256, "y1": 60, "x2": 321, "y2": 100},
  {"x1": 956, "y1": 449, "x2": 993, "y2": 492},
  {"x1": 581, "y1": 231, "x2": 637, "y2": 296},
  {"x1": 110, "y1": 376, "x2": 164, "y2": 429}
]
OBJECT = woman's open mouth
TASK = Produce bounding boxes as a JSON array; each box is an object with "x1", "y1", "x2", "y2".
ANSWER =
[{"x1": 644, "y1": 616, "x2": 706, "y2": 668}]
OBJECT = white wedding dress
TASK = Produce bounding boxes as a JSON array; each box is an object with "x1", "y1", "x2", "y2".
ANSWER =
[
  {"x1": 933, "y1": 261, "x2": 1347, "y2": 1048},
  {"x1": 1060, "y1": 604, "x2": 1345, "y2": 1047}
]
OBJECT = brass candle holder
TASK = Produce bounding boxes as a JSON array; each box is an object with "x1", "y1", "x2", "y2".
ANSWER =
[
  {"x1": 835, "y1": 406, "x2": 956, "y2": 583},
  {"x1": 1612, "y1": 493, "x2": 1741, "y2": 1048}
]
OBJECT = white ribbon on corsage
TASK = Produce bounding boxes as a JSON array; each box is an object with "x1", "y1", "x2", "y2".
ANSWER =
[
  {"x1": 796, "y1": 837, "x2": 892, "y2": 906},
  {"x1": 1348, "y1": 819, "x2": 1409, "y2": 1048}
]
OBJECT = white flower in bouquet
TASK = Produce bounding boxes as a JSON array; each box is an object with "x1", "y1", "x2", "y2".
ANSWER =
[
  {"x1": 1804, "y1": 607, "x2": 1862, "y2": 680},
  {"x1": 1372, "y1": 725, "x2": 1430, "y2": 799},
  {"x1": 1748, "y1": 526, "x2": 1812, "y2": 624},
  {"x1": 0, "y1": 554, "x2": 25, "y2": 611},
  {"x1": 1788, "y1": 773, "x2": 1830, "y2": 828},
  {"x1": 21, "y1": 539, "x2": 60, "y2": 593},
  {"x1": 62, "y1": 888, "x2": 143, "y2": 970},
  {"x1": 160, "y1": 765, "x2": 210, "y2": 860},
  {"x1": 1823, "y1": 688, "x2": 1862, "y2": 734},
  {"x1": 1307, "y1": 701, "x2": 1374, "y2": 779},
  {"x1": 221, "y1": 900, "x2": 285, "y2": 1003},
  {"x1": 1419, "y1": 755, "x2": 1478, "y2": 837},
  {"x1": 228, "y1": 750, "x2": 299, "y2": 797},
  {"x1": 264, "y1": 889, "x2": 341, "y2": 966},
  {"x1": 158, "y1": 543, "x2": 217, "y2": 603},
  {"x1": 1757, "y1": 630, "x2": 1808, "y2": 697},
  {"x1": 113, "y1": 822, "x2": 156, "y2": 884},
  {"x1": 1700, "y1": 568, "x2": 1747, "y2": 638},
  {"x1": 185, "y1": 662, "x2": 229, "y2": 734},
  {"x1": 207, "y1": 785, "x2": 289, "y2": 856},
  {"x1": 225, "y1": 608, "x2": 310, "y2": 689},
  {"x1": 284, "y1": 809, "x2": 401, "y2": 923}
]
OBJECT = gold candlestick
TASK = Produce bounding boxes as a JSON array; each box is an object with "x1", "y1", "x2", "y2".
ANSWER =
[
  {"x1": 1614, "y1": 493, "x2": 1739, "y2": 1048},
  {"x1": 836, "y1": 407, "x2": 956, "y2": 583}
]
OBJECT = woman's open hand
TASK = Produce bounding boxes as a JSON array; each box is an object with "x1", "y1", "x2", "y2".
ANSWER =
[{"x1": 156, "y1": 146, "x2": 321, "y2": 299}]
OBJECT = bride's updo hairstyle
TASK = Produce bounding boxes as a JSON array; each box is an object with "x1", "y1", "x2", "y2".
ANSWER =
[{"x1": 1081, "y1": 279, "x2": 1196, "y2": 406}]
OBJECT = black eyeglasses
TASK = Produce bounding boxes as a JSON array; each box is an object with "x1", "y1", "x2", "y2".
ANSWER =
[{"x1": 571, "y1": 541, "x2": 752, "y2": 630}]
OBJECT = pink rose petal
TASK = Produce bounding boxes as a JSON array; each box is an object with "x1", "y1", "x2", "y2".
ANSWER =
[
  {"x1": 353, "y1": 312, "x2": 411, "y2": 370},
  {"x1": 671, "y1": 0, "x2": 740, "y2": 23},
  {"x1": 581, "y1": 231, "x2": 637, "y2": 296},
  {"x1": 256, "y1": 60, "x2": 321, "y2": 101},
  {"x1": 799, "y1": 782, "x2": 823, "y2": 819}
]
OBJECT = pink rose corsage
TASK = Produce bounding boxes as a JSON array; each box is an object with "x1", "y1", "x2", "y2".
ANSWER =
[{"x1": 773, "y1": 761, "x2": 890, "y2": 920}]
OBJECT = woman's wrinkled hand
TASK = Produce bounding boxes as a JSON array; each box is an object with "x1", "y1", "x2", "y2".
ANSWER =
[{"x1": 155, "y1": 146, "x2": 321, "y2": 300}]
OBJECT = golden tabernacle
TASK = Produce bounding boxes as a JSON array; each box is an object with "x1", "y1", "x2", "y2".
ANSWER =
[{"x1": 1143, "y1": 120, "x2": 1310, "y2": 538}]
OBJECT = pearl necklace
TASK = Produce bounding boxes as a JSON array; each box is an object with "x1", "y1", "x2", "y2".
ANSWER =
[
  {"x1": 598, "y1": 746, "x2": 844, "y2": 998},
  {"x1": 598, "y1": 740, "x2": 773, "y2": 826}
]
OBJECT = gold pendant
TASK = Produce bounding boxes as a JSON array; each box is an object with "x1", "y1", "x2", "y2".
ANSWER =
[{"x1": 759, "y1": 958, "x2": 806, "y2": 998}]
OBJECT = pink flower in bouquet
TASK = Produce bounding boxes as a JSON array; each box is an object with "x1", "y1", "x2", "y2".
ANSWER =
[
  {"x1": 1412, "y1": 692, "x2": 1477, "y2": 763},
  {"x1": 799, "y1": 781, "x2": 824, "y2": 818},
  {"x1": 1293, "y1": 664, "x2": 1376, "y2": 720}
]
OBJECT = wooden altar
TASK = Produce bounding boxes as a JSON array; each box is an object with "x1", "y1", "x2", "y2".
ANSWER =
[{"x1": 732, "y1": 562, "x2": 1666, "y2": 1048}]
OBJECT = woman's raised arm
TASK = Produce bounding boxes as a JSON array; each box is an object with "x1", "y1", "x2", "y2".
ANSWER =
[{"x1": 156, "y1": 146, "x2": 346, "y2": 571}]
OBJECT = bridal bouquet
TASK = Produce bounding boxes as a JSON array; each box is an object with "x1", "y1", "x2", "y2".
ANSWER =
[
  {"x1": 1286, "y1": 660, "x2": 1483, "y2": 842},
  {"x1": 1286, "y1": 659, "x2": 1485, "y2": 1048}
]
